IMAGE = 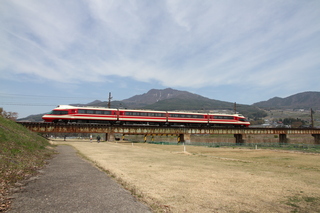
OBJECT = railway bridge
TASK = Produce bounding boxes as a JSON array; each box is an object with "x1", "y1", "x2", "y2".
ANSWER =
[{"x1": 18, "y1": 122, "x2": 320, "y2": 144}]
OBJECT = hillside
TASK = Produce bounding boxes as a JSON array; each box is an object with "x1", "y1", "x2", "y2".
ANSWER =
[
  {"x1": 18, "y1": 113, "x2": 46, "y2": 122},
  {"x1": 0, "y1": 116, "x2": 55, "y2": 211},
  {"x1": 253, "y1": 91, "x2": 320, "y2": 110}
]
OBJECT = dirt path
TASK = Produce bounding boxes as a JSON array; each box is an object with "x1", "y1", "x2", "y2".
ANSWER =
[
  {"x1": 56, "y1": 140, "x2": 320, "y2": 212},
  {"x1": 9, "y1": 145, "x2": 151, "y2": 213}
]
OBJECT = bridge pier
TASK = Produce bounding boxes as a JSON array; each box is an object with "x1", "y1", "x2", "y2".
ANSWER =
[
  {"x1": 106, "y1": 133, "x2": 115, "y2": 142},
  {"x1": 312, "y1": 134, "x2": 320, "y2": 144},
  {"x1": 279, "y1": 134, "x2": 287, "y2": 144},
  {"x1": 178, "y1": 134, "x2": 191, "y2": 144},
  {"x1": 234, "y1": 134, "x2": 244, "y2": 144}
]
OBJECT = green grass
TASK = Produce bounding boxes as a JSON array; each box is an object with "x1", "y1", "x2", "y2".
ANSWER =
[
  {"x1": 283, "y1": 194, "x2": 320, "y2": 212},
  {"x1": 0, "y1": 116, "x2": 55, "y2": 211}
]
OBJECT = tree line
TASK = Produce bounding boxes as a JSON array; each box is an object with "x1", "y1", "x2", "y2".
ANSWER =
[{"x1": 0, "y1": 108, "x2": 18, "y2": 121}]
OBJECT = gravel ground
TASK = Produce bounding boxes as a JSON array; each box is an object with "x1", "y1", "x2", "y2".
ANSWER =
[{"x1": 8, "y1": 145, "x2": 151, "y2": 213}]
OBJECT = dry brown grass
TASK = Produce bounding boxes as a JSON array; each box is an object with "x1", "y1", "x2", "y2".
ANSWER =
[{"x1": 54, "y1": 139, "x2": 320, "y2": 213}]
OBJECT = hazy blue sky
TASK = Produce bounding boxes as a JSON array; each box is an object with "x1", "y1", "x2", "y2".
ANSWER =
[{"x1": 1, "y1": 0, "x2": 319, "y2": 118}]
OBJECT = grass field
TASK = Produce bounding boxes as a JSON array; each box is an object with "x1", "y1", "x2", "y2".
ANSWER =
[
  {"x1": 0, "y1": 117, "x2": 55, "y2": 211},
  {"x1": 56, "y1": 139, "x2": 320, "y2": 213}
]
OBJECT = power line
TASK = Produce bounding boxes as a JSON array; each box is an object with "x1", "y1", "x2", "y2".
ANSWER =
[
  {"x1": 0, "y1": 103, "x2": 58, "y2": 106},
  {"x1": 0, "y1": 93, "x2": 103, "y2": 100}
]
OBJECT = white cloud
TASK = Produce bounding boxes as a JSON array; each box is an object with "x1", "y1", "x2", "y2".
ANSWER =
[{"x1": 1, "y1": 0, "x2": 319, "y2": 97}]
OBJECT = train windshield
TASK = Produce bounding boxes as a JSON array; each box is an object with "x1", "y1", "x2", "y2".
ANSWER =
[
  {"x1": 48, "y1": 110, "x2": 68, "y2": 115},
  {"x1": 239, "y1": 118, "x2": 249, "y2": 122}
]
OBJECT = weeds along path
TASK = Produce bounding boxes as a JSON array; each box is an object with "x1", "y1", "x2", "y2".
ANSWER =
[{"x1": 56, "y1": 140, "x2": 320, "y2": 213}]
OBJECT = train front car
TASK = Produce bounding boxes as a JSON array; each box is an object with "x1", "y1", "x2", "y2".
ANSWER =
[
  {"x1": 42, "y1": 105, "x2": 76, "y2": 123},
  {"x1": 208, "y1": 113, "x2": 250, "y2": 127},
  {"x1": 42, "y1": 105, "x2": 118, "y2": 124},
  {"x1": 235, "y1": 114, "x2": 250, "y2": 127}
]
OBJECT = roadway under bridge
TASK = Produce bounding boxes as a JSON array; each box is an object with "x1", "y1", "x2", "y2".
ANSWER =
[{"x1": 18, "y1": 122, "x2": 320, "y2": 144}]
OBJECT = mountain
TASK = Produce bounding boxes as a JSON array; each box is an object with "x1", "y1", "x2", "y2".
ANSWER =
[
  {"x1": 121, "y1": 88, "x2": 202, "y2": 108},
  {"x1": 253, "y1": 91, "x2": 320, "y2": 110},
  {"x1": 72, "y1": 88, "x2": 237, "y2": 111},
  {"x1": 120, "y1": 88, "x2": 266, "y2": 119},
  {"x1": 18, "y1": 113, "x2": 46, "y2": 122},
  {"x1": 70, "y1": 100, "x2": 102, "y2": 106},
  {"x1": 121, "y1": 88, "x2": 228, "y2": 109}
]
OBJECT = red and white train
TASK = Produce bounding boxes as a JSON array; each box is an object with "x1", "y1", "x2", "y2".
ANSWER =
[{"x1": 42, "y1": 105, "x2": 250, "y2": 127}]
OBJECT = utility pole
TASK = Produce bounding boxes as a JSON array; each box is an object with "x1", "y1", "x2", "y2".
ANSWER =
[
  {"x1": 311, "y1": 108, "x2": 314, "y2": 128},
  {"x1": 234, "y1": 102, "x2": 237, "y2": 114},
  {"x1": 108, "y1": 92, "x2": 112, "y2": 108}
]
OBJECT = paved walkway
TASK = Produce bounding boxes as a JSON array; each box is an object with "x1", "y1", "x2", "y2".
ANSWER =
[{"x1": 9, "y1": 145, "x2": 151, "y2": 213}]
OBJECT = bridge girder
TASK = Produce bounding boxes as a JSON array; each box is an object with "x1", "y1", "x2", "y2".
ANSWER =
[{"x1": 18, "y1": 122, "x2": 320, "y2": 144}]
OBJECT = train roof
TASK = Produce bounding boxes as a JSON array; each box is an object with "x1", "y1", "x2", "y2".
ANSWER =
[
  {"x1": 53, "y1": 105, "x2": 245, "y2": 117},
  {"x1": 55, "y1": 105, "x2": 118, "y2": 110}
]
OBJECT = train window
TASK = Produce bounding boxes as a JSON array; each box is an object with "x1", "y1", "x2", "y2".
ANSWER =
[
  {"x1": 96, "y1": 110, "x2": 111, "y2": 115},
  {"x1": 77, "y1": 109, "x2": 112, "y2": 114},
  {"x1": 170, "y1": 114, "x2": 203, "y2": 118},
  {"x1": 125, "y1": 112, "x2": 164, "y2": 117},
  {"x1": 214, "y1": 116, "x2": 234, "y2": 120},
  {"x1": 173, "y1": 114, "x2": 183, "y2": 117},
  {"x1": 126, "y1": 112, "x2": 139, "y2": 116},
  {"x1": 51, "y1": 110, "x2": 68, "y2": 115}
]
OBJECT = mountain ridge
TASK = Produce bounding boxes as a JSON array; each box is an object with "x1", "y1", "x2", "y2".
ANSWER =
[
  {"x1": 252, "y1": 91, "x2": 320, "y2": 110},
  {"x1": 121, "y1": 88, "x2": 207, "y2": 108}
]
